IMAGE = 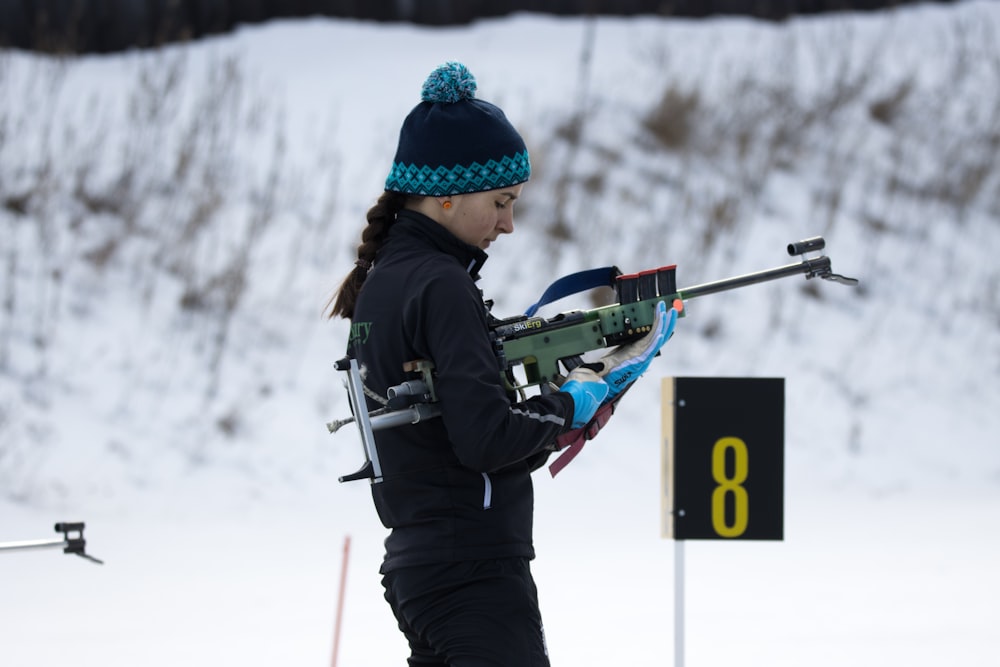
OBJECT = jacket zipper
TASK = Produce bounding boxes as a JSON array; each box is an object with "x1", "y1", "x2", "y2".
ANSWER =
[{"x1": 481, "y1": 472, "x2": 493, "y2": 509}]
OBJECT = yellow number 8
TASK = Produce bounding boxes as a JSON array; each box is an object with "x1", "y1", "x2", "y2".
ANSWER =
[{"x1": 711, "y1": 437, "x2": 749, "y2": 537}]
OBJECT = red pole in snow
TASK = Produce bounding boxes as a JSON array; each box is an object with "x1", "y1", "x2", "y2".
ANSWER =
[{"x1": 332, "y1": 535, "x2": 351, "y2": 667}]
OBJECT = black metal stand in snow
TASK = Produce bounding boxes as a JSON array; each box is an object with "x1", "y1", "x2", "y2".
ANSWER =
[{"x1": 0, "y1": 522, "x2": 104, "y2": 564}]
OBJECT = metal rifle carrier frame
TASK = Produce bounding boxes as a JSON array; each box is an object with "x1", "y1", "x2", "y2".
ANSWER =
[
  {"x1": 0, "y1": 522, "x2": 104, "y2": 564},
  {"x1": 327, "y1": 236, "x2": 858, "y2": 483},
  {"x1": 329, "y1": 358, "x2": 441, "y2": 484}
]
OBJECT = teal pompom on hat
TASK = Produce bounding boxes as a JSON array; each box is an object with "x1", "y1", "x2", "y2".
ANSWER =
[{"x1": 385, "y1": 62, "x2": 531, "y2": 196}]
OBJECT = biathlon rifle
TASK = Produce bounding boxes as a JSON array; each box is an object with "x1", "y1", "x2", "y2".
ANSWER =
[
  {"x1": 329, "y1": 236, "x2": 858, "y2": 483},
  {"x1": 490, "y1": 235, "x2": 857, "y2": 391}
]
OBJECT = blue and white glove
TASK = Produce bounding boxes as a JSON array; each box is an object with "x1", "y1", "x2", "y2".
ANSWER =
[
  {"x1": 589, "y1": 300, "x2": 677, "y2": 399},
  {"x1": 560, "y1": 300, "x2": 677, "y2": 428},
  {"x1": 559, "y1": 367, "x2": 610, "y2": 428}
]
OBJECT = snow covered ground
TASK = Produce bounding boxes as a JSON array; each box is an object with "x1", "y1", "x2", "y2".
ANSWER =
[
  {"x1": 4, "y1": 480, "x2": 997, "y2": 666},
  {"x1": 2, "y1": 2, "x2": 999, "y2": 665}
]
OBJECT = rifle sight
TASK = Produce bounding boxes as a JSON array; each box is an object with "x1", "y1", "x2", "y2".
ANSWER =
[{"x1": 787, "y1": 237, "x2": 825, "y2": 256}]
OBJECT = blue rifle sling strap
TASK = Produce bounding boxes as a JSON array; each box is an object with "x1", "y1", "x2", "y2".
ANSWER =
[{"x1": 524, "y1": 266, "x2": 622, "y2": 317}]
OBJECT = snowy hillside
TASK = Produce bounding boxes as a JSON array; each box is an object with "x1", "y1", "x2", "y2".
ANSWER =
[{"x1": 2, "y1": 2, "x2": 999, "y2": 666}]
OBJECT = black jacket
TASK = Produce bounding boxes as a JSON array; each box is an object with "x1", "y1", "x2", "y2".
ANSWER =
[{"x1": 348, "y1": 209, "x2": 574, "y2": 573}]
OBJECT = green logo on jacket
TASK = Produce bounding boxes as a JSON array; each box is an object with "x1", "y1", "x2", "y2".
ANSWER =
[{"x1": 349, "y1": 321, "x2": 372, "y2": 348}]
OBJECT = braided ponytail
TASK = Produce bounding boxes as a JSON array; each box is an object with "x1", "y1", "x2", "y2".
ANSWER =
[{"x1": 327, "y1": 191, "x2": 408, "y2": 319}]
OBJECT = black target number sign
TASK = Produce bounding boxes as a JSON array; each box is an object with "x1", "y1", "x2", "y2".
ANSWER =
[{"x1": 661, "y1": 377, "x2": 784, "y2": 541}]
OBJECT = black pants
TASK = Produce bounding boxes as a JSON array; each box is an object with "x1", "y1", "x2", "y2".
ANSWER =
[{"x1": 381, "y1": 557, "x2": 551, "y2": 667}]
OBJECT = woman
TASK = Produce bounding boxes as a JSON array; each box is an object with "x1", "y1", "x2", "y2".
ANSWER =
[{"x1": 329, "y1": 62, "x2": 675, "y2": 666}]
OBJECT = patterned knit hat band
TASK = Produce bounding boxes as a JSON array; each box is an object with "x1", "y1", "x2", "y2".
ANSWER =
[{"x1": 385, "y1": 62, "x2": 531, "y2": 196}]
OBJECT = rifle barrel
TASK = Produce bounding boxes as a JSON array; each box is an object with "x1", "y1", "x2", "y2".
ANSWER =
[
  {"x1": 0, "y1": 538, "x2": 66, "y2": 552},
  {"x1": 677, "y1": 257, "x2": 830, "y2": 300}
]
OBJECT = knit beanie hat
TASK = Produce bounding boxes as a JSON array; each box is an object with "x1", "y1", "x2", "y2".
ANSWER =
[{"x1": 385, "y1": 62, "x2": 531, "y2": 196}]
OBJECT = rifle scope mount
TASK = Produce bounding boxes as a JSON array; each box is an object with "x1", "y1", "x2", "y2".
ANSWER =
[{"x1": 788, "y1": 236, "x2": 859, "y2": 286}]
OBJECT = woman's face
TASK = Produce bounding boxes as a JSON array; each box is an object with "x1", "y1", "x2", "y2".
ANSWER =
[{"x1": 437, "y1": 184, "x2": 524, "y2": 250}]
